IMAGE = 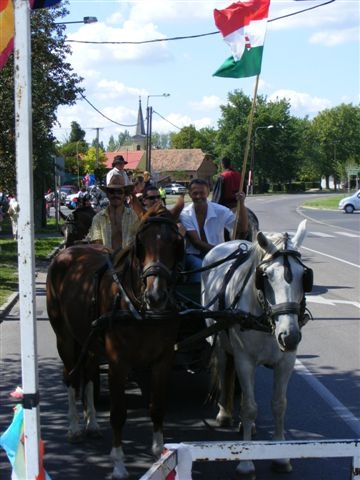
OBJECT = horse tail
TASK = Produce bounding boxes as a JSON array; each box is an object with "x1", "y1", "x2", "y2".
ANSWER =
[{"x1": 207, "y1": 345, "x2": 235, "y2": 411}]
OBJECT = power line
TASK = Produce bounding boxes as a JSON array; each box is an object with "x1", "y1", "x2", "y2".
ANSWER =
[
  {"x1": 78, "y1": 91, "x2": 138, "y2": 127},
  {"x1": 153, "y1": 110, "x2": 181, "y2": 131},
  {"x1": 65, "y1": 1, "x2": 335, "y2": 45}
]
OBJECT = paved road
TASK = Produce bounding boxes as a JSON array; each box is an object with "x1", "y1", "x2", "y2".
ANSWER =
[{"x1": 1, "y1": 194, "x2": 359, "y2": 480}]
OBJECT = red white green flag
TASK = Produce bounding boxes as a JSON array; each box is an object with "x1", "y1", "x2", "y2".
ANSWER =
[
  {"x1": 213, "y1": 0, "x2": 271, "y2": 78},
  {"x1": 0, "y1": 0, "x2": 61, "y2": 70}
]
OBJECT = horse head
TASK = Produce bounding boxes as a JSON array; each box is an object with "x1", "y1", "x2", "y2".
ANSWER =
[
  {"x1": 134, "y1": 201, "x2": 184, "y2": 311},
  {"x1": 255, "y1": 220, "x2": 313, "y2": 352}
]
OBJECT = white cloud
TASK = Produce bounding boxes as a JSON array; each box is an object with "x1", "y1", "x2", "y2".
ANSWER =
[
  {"x1": 190, "y1": 95, "x2": 223, "y2": 111},
  {"x1": 268, "y1": 89, "x2": 332, "y2": 116},
  {"x1": 310, "y1": 26, "x2": 359, "y2": 46}
]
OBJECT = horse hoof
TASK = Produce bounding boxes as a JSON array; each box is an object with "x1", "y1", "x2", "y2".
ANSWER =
[
  {"x1": 67, "y1": 431, "x2": 84, "y2": 444},
  {"x1": 271, "y1": 459, "x2": 292, "y2": 473},
  {"x1": 216, "y1": 414, "x2": 232, "y2": 427},
  {"x1": 86, "y1": 428, "x2": 103, "y2": 439},
  {"x1": 235, "y1": 461, "x2": 256, "y2": 479}
]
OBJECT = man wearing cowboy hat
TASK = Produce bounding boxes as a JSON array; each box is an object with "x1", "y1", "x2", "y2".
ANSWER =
[
  {"x1": 89, "y1": 175, "x2": 144, "y2": 250},
  {"x1": 106, "y1": 154, "x2": 131, "y2": 186}
]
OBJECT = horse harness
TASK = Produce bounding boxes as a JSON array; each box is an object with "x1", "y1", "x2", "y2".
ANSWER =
[
  {"x1": 91, "y1": 215, "x2": 184, "y2": 330},
  {"x1": 175, "y1": 236, "x2": 313, "y2": 350}
]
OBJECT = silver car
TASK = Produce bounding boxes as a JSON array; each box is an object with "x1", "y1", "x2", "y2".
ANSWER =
[{"x1": 338, "y1": 189, "x2": 360, "y2": 213}]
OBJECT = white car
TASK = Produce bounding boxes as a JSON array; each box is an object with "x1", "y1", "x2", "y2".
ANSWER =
[
  {"x1": 164, "y1": 183, "x2": 187, "y2": 195},
  {"x1": 338, "y1": 189, "x2": 360, "y2": 213}
]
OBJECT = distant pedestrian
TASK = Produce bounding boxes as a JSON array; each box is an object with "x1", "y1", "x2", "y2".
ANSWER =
[
  {"x1": 7, "y1": 194, "x2": 20, "y2": 240},
  {"x1": 106, "y1": 155, "x2": 131, "y2": 186},
  {"x1": 143, "y1": 171, "x2": 153, "y2": 188},
  {"x1": 158, "y1": 185, "x2": 167, "y2": 206}
]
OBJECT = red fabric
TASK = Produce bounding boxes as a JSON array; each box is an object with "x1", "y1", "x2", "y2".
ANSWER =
[
  {"x1": 166, "y1": 471, "x2": 176, "y2": 480},
  {"x1": 221, "y1": 169, "x2": 241, "y2": 204},
  {"x1": 214, "y1": 0, "x2": 270, "y2": 37}
]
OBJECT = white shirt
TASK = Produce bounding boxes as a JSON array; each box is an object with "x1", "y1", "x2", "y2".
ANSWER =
[
  {"x1": 180, "y1": 201, "x2": 235, "y2": 254},
  {"x1": 106, "y1": 167, "x2": 131, "y2": 186}
]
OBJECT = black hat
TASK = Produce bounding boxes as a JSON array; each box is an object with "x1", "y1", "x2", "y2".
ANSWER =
[{"x1": 112, "y1": 155, "x2": 128, "y2": 166}]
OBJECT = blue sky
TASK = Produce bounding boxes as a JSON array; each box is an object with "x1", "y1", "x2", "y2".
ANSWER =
[{"x1": 54, "y1": 0, "x2": 359, "y2": 146}]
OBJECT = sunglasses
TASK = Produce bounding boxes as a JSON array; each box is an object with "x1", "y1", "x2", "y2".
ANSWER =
[
  {"x1": 145, "y1": 195, "x2": 161, "y2": 200},
  {"x1": 108, "y1": 189, "x2": 125, "y2": 195}
]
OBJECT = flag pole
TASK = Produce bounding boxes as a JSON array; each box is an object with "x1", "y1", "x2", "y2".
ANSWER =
[
  {"x1": 14, "y1": 0, "x2": 41, "y2": 477},
  {"x1": 232, "y1": 74, "x2": 259, "y2": 239}
]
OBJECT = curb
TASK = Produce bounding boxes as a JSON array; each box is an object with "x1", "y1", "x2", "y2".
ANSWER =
[{"x1": 0, "y1": 292, "x2": 19, "y2": 321}]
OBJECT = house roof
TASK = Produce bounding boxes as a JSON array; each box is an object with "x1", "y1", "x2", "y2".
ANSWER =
[
  {"x1": 150, "y1": 149, "x2": 212, "y2": 171},
  {"x1": 104, "y1": 151, "x2": 144, "y2": 171}
]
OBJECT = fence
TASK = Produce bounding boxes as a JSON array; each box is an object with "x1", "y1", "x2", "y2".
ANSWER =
[{"x1": 140, "y1": 439, "x2": 360, "y2": 480}]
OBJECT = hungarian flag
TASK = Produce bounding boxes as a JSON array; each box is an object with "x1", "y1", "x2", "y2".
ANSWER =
[
  {"x1": 213, "y1": 0, "x2": 271, "y2": 78},
  {"x1": 0, "y1": 0, "x2": 14, "y2": 69},
  {"x1": 0, "y1": 0, "x2": 61, "y2": 70}
]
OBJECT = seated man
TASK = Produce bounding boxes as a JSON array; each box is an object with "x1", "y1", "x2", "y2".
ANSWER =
[
  {"x1": 89, "y1": 175, "x2": 143, "y2": 251},
  {"x1": 179, "y1": 178, "x2": 248, "y2": 283}
]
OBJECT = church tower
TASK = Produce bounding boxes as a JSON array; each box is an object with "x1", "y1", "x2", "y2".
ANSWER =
[{"x1": 131, "y1": 97, "x2": 146, "y2": 151}]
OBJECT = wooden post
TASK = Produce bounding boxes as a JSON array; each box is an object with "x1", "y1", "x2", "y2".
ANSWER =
[{"x1": 232, "y1": 75, "x2": 259, "y2": 239}]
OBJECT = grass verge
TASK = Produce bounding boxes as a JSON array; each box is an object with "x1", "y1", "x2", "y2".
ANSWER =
[
  {"x1": 302, "y1": 194, "x2": 344, "y2": 210},
  {"x1": 0, "y1": 217, "x2": 62, "y2": 306}
]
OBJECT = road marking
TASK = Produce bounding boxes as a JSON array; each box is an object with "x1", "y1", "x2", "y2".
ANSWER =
[
  {"x1": 306, "y1": 295, "x2": 360, "y2": 309},
  {"x1": 295, "y1": 360, "x2": 360, "y2": 436},
  {"x1": 334, "y1": 231, "x2": 360, "y2": 238},
  {"x1": 302, "y1": 246, "x2": 360, "y2": 268},
  {"x1": 308, "y1": 231, "x2": 335, "y2": 238}
]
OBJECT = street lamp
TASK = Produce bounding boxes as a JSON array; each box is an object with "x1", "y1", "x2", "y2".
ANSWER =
[
  {"x1": 76, "y1": 140, "x2": 81, "y2": 188},
  {"x1": 55, "y1": 16, "x2": 98, "y2": 25},
  {"x1": 146, "y1": 93, "x2": 170, "y2": 172},
  {"x1": 248, "y1": 125, "x2": 274, "y2": 195}
]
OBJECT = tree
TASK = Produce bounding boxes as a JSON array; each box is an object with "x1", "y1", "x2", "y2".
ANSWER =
[
  {"x1": 82, "y1": 146, "x2": 107, "y2": 180},
  {"x1": 107, "y1": 135, "x2": 117, "y2": 151},
  {"x1": 69, "y1": 121, "x2": 86, "y2": 143},
  {"x1": 170, "y1": 125, "x2": 217, "y2": 155},
  {"x1": 311, "y1": 103, "x2": 360, "y2": 189},
  {"x1": 215, "y1": 91, "x2": 298, "y2": 190},
  {"x1": 0, "y1": 2, "x2": 83, "y2": 227}
]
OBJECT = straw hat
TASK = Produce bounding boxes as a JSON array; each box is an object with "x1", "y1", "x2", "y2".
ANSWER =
[{"x1": 100, "y1": 174, "x2": 134, "y2": 194}]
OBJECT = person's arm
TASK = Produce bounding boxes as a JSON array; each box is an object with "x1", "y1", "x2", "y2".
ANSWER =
[
  {"x1": 185, "y1": 230, "x2": 214, "y2": 253},
  {"x1": 128, "y1": 186, "x2": 146, "y2": 218}
]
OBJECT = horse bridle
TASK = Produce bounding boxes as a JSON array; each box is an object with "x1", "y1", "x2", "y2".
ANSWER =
[
  {"x1": 254, "y1": 245, "x2": 313, "y2": 330},
  {"x1": 135, "y1": 216, "x2": 184, "y2": 284}
]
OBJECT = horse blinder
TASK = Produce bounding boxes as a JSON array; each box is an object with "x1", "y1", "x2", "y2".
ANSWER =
[
  {"x1": 303, "y1": 266, "x2": 313, "y2": 292},
  {"x1": 255, "y1": 264, "x2": 313, "y2": 293}
]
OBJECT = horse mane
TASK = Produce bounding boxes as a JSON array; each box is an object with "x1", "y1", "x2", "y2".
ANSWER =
[{"x1": 252, "y1": 231, "x2": 298, "y2": 263}]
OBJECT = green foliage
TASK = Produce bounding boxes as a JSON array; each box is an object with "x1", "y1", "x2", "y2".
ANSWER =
[
  {"x1": 0, "y1": 2, "x2": 84, "y2": 228},
  {"x1": 170, "y1": 125, "x2": 217, "y2": 156}
]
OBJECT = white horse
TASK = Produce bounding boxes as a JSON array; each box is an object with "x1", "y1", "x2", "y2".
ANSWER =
[{"x1": 201, "y1": 219, "x2": 313, "y2": 479}]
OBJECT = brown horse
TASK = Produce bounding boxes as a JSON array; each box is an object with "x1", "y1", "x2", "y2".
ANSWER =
[{"x1": 46, "y1": 202, "x2": 184, "y2": 479}]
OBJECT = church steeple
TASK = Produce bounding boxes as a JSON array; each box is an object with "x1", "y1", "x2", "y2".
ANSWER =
[{"x1": 135, "y1": 97, "x2": 146, "y2": 136}]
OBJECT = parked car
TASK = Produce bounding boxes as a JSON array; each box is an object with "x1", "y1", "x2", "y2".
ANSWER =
[
  {"x1": 164, "y1": 183, "x2": 187, "y2": 195},
  {"x1": 338, "y1": 189, "x2": 360, "y2": 213},
  {"x1": 60, "y1": 185, "x2": 79, "y2": 205}
]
